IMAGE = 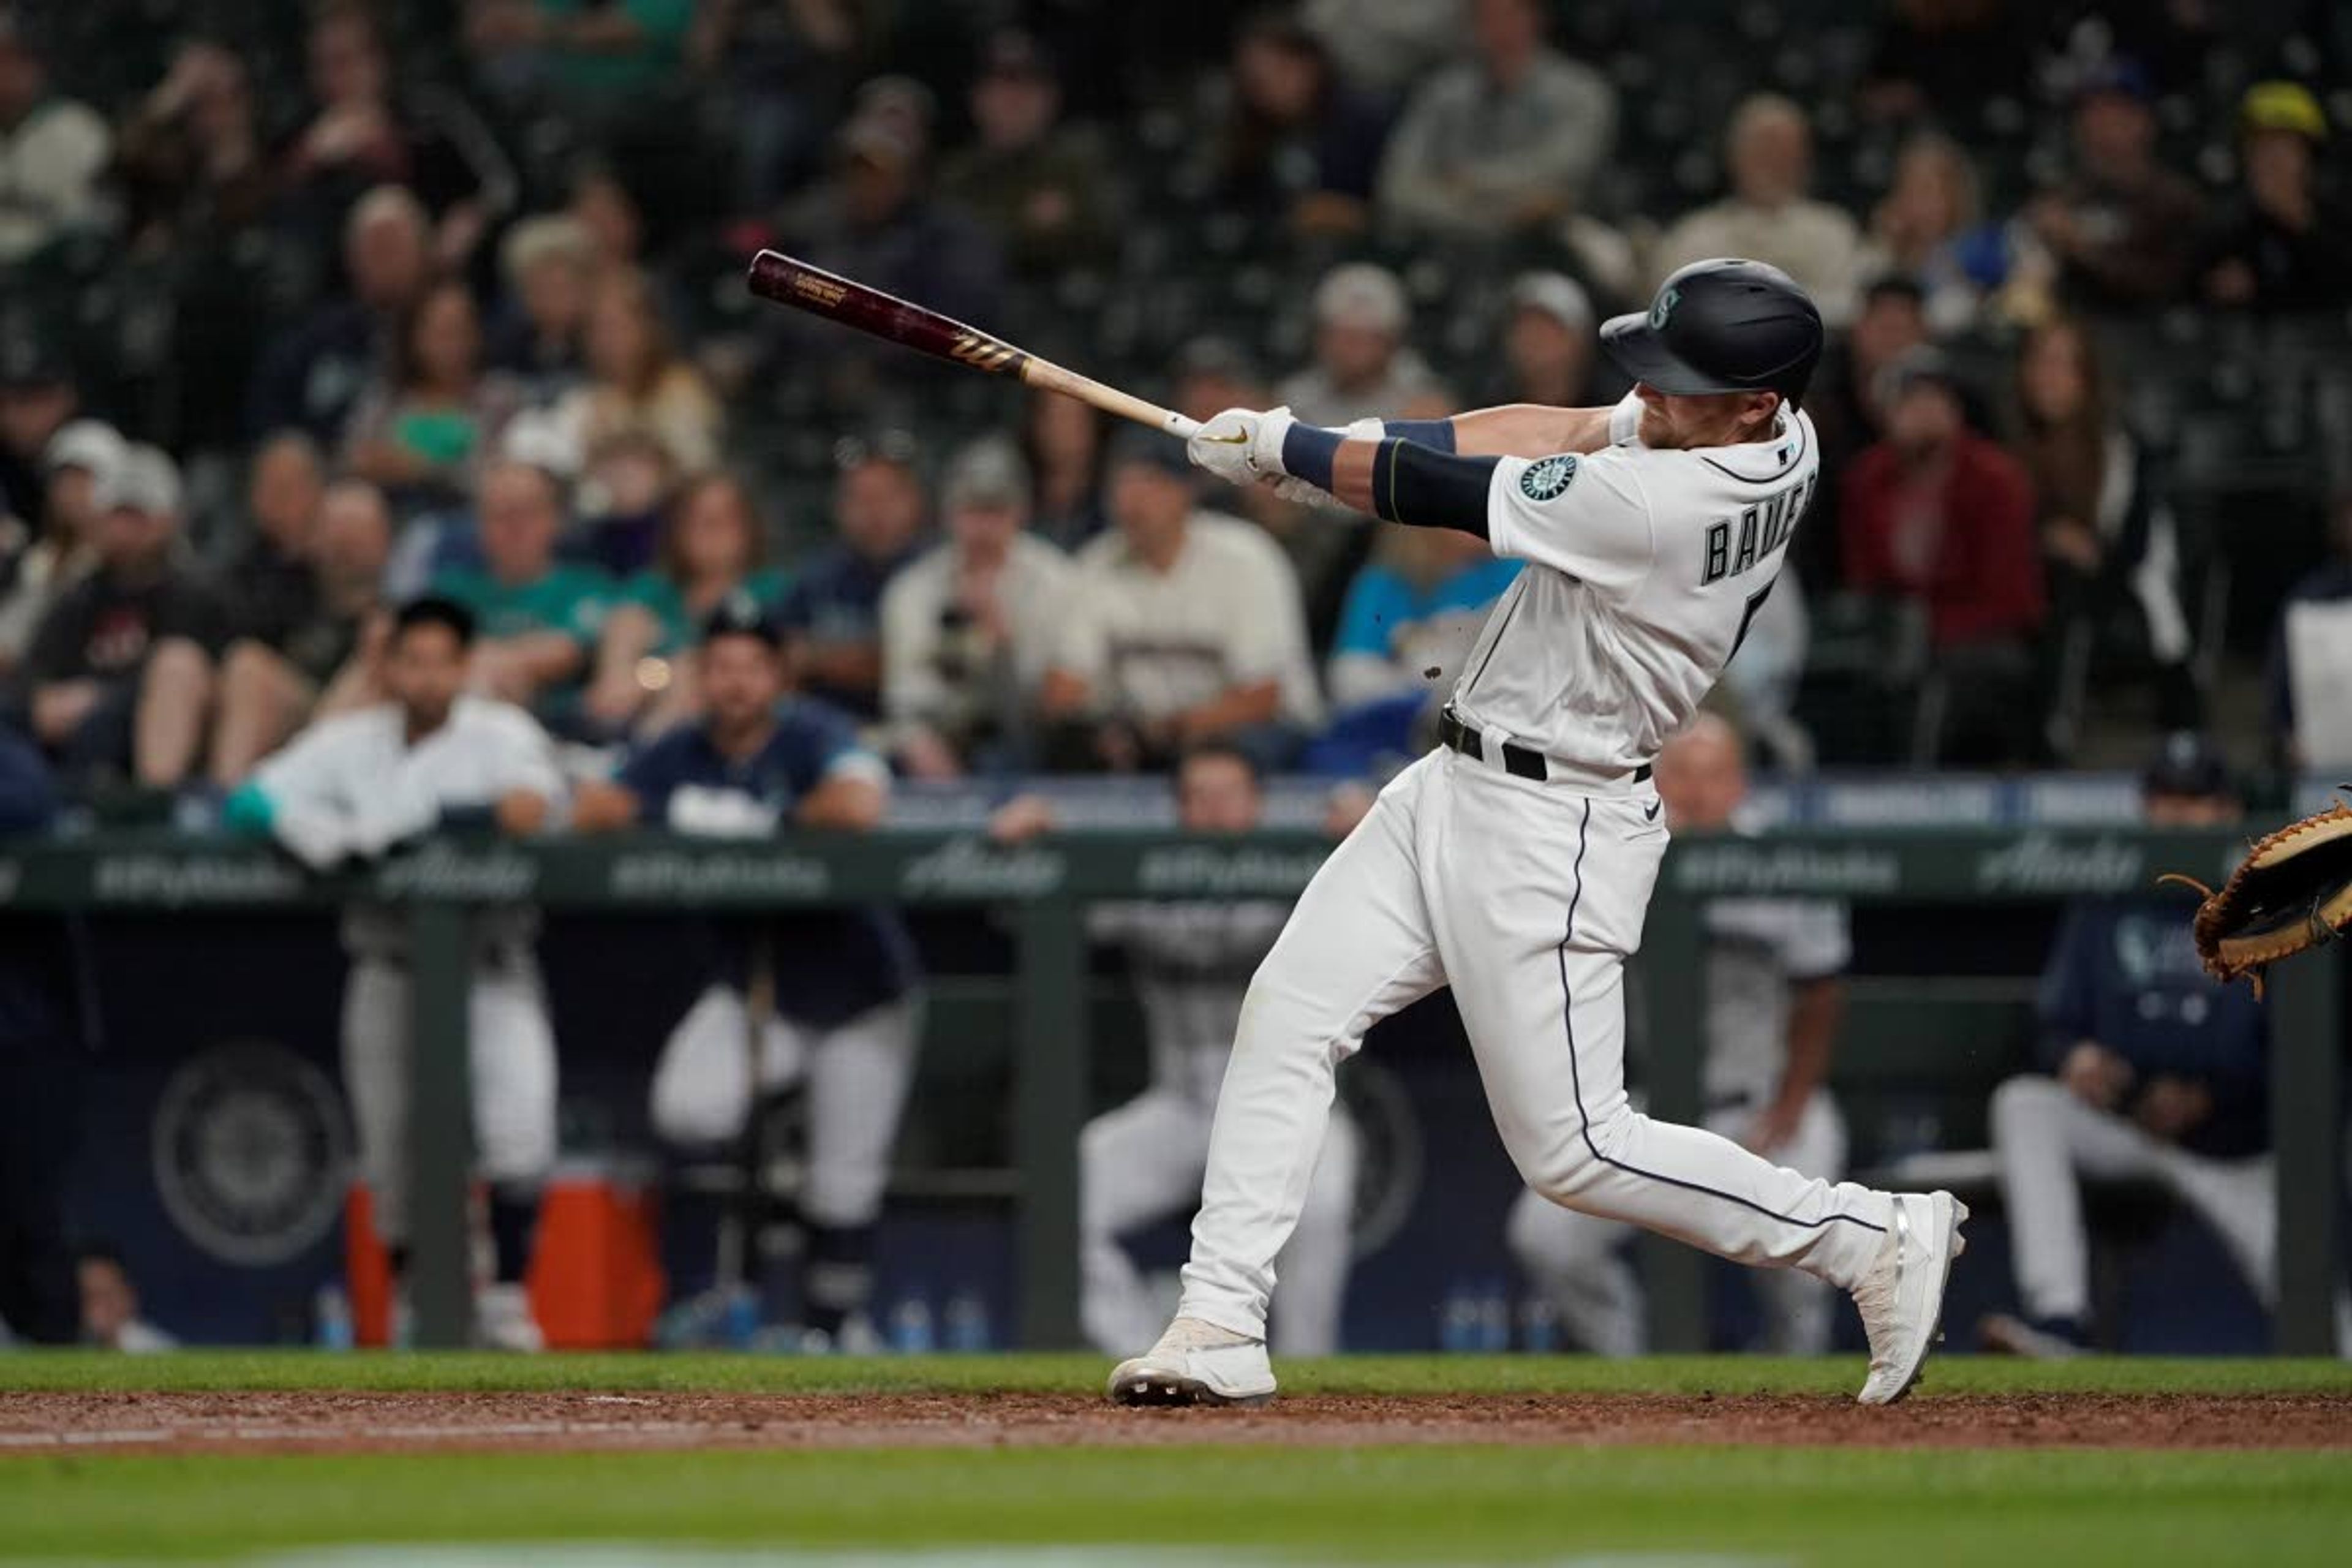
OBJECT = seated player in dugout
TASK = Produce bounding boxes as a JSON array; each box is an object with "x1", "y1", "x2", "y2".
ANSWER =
[
  {"x1": 571, "y1": 598, "x2": 922, "y2": 1351},
  {"x1": 1117, "y1": 259, "x2": 1966, "y2": 1411},
  {"x1": 226, "y1": 595, "x2": 566, "y2": 1351},
  {"x1": 992, "y1": 745, "x2": 1362, "y2": 1357},
  {"x1": 1507, "y1": 712, "x2": 1853, "y2": 1355},
  {"x1": 1981, "y1": 733, "x2": 2352, "y2": 1356}
]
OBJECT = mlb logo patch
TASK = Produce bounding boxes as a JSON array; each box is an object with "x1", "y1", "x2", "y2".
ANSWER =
[{"x1": 1520, "y1": 454, "x2": 1578, "y2": 501}]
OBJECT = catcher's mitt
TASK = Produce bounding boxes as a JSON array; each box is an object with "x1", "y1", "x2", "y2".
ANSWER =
[{"x1": 2163, "y1": 789, "x2": 2352, "y2": 995}]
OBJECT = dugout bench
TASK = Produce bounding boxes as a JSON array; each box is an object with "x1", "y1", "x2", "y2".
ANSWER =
[{"x1": 2, "y1": 824, "x2": 2338, "y2": 1354}]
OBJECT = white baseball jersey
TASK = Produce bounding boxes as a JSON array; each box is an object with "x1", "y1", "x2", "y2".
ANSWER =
[
  {"x1": 251, "y1": 696, "x2": 565, "y2": 958},
  {"x1": 1452, "y1": 394, "x2": 1821, "y2": 775}
]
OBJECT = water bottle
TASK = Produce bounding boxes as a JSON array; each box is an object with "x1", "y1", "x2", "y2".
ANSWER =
[
  {"x1": 1475, "y1": 1280, "x2": 1512, "y2": 1354},
  {"x1": 1519, "y1": 1293, "x2": 1561, "y2": 1354},
  {"x1": 888, "y1": 1295, "x2": 936, "y2": 1354},
  {"x1": 944, "y1": 1287, "x2": 991, "y2": 1353},
  {"x1": 314, "y1": 1285, "x2": 353, "y2": 1351},
  {"x1": 1439, "y1": 1281, "x2": 1480, "y2": 1353}
]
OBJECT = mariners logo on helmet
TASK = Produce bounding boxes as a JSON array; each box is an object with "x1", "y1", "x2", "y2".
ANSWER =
[
  {"x1": 1520, "y1": 454, "x2": 1578, "y2": 501},
  {"x1": 1648, "y1": 287, "x2": 1681, "y2": 330}
]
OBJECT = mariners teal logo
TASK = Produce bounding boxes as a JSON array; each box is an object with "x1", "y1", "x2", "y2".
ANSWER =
[
  {"x1": 1649, "y1": 286, "x2": 1681, "y2": 329},
  {"x1": 1520, "y1": 454, "x2": 1578, "y2": 501}
]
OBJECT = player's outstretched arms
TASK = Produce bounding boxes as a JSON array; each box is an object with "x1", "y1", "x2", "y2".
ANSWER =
[
  {"x1": 1186, "y1": 408, "x2": 1501, "y2": 537},
  {"x1": 1446, "y1": 404, "x2": 1616, "y2": 459}
]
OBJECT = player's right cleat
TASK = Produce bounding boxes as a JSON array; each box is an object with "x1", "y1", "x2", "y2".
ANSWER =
[
  {"x1": 1107, "y1": 1316, "x2": 1275, "y2": 1408},
  {"x1": 1851, "y1": 1190, "x2": 1968, "y2": 1406}
]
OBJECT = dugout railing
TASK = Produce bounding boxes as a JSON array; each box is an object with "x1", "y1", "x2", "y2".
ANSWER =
[{"x1": 4, "y1": 824, "x2": 2339, "y2": 1354}]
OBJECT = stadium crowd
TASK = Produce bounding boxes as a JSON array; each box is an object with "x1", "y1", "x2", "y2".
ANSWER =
[
  {"x1": 0, "y1": 0, "x2": 2348, "y2": 1354},
  {"x1": 0, "y1": 0, "x2": 2347, "y2": 800}
]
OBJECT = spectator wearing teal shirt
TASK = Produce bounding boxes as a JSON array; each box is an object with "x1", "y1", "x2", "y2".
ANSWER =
[
  {"x1": 472, "y1": 1, "x2": 694, "y2": 111},
  {"x1": 432, "y1": 460, "x2": 610, "y2": 711},
  {"x1": 587, "y1": 473, "x2": 783, "y2": 737},
  {"x1": 1327, "y1": 530, "x2": 1520, "y2": 710},
  {"x1": 1310, "y1": 529, "x2": 1520, "y2": 774}
]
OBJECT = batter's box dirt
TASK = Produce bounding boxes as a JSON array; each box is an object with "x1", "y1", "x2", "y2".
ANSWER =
[{"x1": 0, "y1": 1390, "x2": 2344, "y2": 1456}]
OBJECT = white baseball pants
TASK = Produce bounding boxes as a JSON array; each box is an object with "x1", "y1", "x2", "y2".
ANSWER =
[
  {"x1": 1506, "y1": 1092, "x2": 1849, "y2": 1355},
  {"x1": 342, "y1": 955, "x2": 558, "y2": 1243},
  {"x1": 649, "y1": 986, "x2": 920, "y2": 1229},
  {"x1": 1178, "y1": 748, "x2": 1896, "y2": 1341},
  {"x1": 1082, "y1": 1088, "x2": 1357, "y2": 1356},
  {"x1": 1990, "y1": 1072, "x2": 2277, "y2": 1326}
]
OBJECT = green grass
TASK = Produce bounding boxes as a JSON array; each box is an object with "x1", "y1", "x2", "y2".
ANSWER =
[{"x1": 2, "y1": 1354, "x2": 2347, "y2": 1564}]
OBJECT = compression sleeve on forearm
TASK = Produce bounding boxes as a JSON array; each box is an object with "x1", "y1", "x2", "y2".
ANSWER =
[
  {"x1": 1385, "y1": 418, "x2": 1457, "y2": 452},
  {"x1": 1368, "y1": 439, "x2": 1500, "y2": 537}
]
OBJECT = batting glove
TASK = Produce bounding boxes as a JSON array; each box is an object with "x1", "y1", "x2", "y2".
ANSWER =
[{"x1": 1188, "y1": 405, "x2": 1300, "y2": 486}]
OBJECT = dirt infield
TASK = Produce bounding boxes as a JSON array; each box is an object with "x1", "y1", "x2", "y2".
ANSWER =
[{"x1": 0, "y1": 1390, "x2": 2344, "y2": 1457}]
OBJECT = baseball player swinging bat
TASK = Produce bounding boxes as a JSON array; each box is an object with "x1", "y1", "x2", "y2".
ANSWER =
[{"x1": 746, "y1": 250, "x2": 1199, "y2": 439}]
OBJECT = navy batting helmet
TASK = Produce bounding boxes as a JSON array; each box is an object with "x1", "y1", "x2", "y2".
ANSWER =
[{"x1": 1599, "y1": 258, "x2": 1825, "y2": 406}]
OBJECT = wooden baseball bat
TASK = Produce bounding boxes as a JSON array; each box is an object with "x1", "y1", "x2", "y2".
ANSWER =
[{"x1": 746, "y1": 249, "x2": 1199, "y2": 439}]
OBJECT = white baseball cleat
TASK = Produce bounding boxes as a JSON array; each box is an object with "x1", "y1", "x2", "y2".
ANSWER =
[
  {"x1": 473, "y1": 1283, "x2": 546, "y2": 1354},
  {"x1": 1852, "y1": 1190, "x2": 1968, "y2": 1406},
  {"x1": 1106, "y1": 1316, "x2": 1276, "y2": 1408}
]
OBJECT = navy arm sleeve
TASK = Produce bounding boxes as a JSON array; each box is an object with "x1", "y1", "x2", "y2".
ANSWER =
[{"x1": 1280, "y1": 424, "x2": 1499, "y2": 538}]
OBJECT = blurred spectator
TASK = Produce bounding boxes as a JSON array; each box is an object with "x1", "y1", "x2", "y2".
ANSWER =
[
  {"x1": 1171, "y1": 336, "x2": 1329, "y2": 598},
  {"x1": 1329, "y1": 528, "x2": 1517, "y2": 710},
  {"x1": 468, "y1": 0, "x2": 696, "y2": 119},
  {"x1": 1511, "y1": 713, "x2": 1852, "y2": 1355},
  {"x1": 76, "y1": 1247, "x2": 175, "y2": 1352},
  {"x1": 0, "y1": 720, "x2": 75, "y2": 1346},
  {"x1": 881, "y1": 439, "x2": 1084, "y2": 777},
  {"x1": 2012, "y1": 316, "x2": 2196, "y2": 734},
  {"x1": 687, "y1": 0, "x2": 869, "y2": 210},
  {"x1": 116, "y1": 40, "x2": 271, "y2": 247},
  {"x1": 1654, "y1": 95, "x2": 1866, "y2": 326},
  {"x1": 0, "y1": 15, "x2": 110, "y2": 263},
  {"x1": 431, "y1": 459, "x2": 609, "y2": 708},
  {"x1": 567, "y1": 162, "x2": 646, "y2": 274},
  {"x1": 2267, "y1": 491, "x2": 2352, "y2": 772},
  {"x1": 776, "y1": 109, "x2": 1002, "y2": 409},
  {"x1": 1861, "y1": 134, "x2": 2016, "y2": 336},
  {"x1": 1204, "y1": 10, "x2": 1390, "y2": 239},
  {"x1": 247, "y1": 186, "x2": 434, "y2": 443},
  {"x1": 2026, "y1": 59, "x2": 2204, "y2": 315},
  {"x1": 571, "y1": 426, "x2": 679, "y2": 578},
  {"x1": 1806, "y1": 278, "x2": 1929, "y2": 587},
  {"x1": 586, "y1": 471, "x2": 780, "y2": 737},
  {"x1": 1300, "y1": 0, "x2": 1460, "y2": 97},
  {"x1": 344, "y1": 280, "x2": 519, "y2": 516},
  {"x1": 778, "y1": 437, "x2": 928, "y2": 720},
  {"x1": 0, "y1": 334, "x2": 77, "y2": 530},
  {"x1": 1275, "y1": 262, "x2": 1446, "y2": 428},
  {"x1": 282, "y1": 2, "x2": 515, "y2": 273},
  {"x1": 17, "y1": 446, "x2": 221, "y2": 789},
  {"x1": 1321, "y1": 527, "x2": 1517, "y2": 766},
  {"x1": 2198, "y1": 81, "x2": 2352, "y2": 315},
  {"x1": 1060, "y1": 432, "x2": 1320, "y2": 773},
  {"x1": 938, "y1": 29, "x2": 1117, "y2": 278},
  {"x1": 486, "y1": 215, "x2": 595, "y2": 403},
  {"x1": 0, "y1": 419, "x2": 115, "y2": 674},
  {"x1": 1841, "y1": 351, "x2": 2045, "y2": 763},
  {"x1": 209, "y1": 466, "x2": 394, "y2": 786},
  {"x1": 1022, "y1": 388, "x2": 1109, "y2": 549},
  {"x1": 1376, "y1": 0, "x2": 1617, "y2": 239},
  {"x1": 1981, "y1": 738, "x2": 2275, "y2": 1357},
  {"x1": 1479, "y1": 272, "x2": 1616, "y2": 409},
  {"x1": 554, "y1": 267, "x2": 723, "y2": 477},
  {"x1": 1858, "y1": 0, "x2": 2037, "y2": 129}
]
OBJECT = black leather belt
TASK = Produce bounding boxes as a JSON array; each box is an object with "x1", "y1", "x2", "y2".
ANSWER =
[{"x1": 1438, "y1": 707, "x2": 1653, "y2": 785}]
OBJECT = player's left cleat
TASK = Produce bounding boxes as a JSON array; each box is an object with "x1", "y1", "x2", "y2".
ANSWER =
[
  {"x1": 1107, "y1": 1316, "x2": 1275, "y2": 1408},
  {"x1": 1852, "y1": 1190, "x2": 1968, "y2": 1406}
]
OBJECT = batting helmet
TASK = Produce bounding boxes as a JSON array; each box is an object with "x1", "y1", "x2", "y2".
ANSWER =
[{"x1": 1599, "y1": 258, "x2": 1825, "y2": 406}]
